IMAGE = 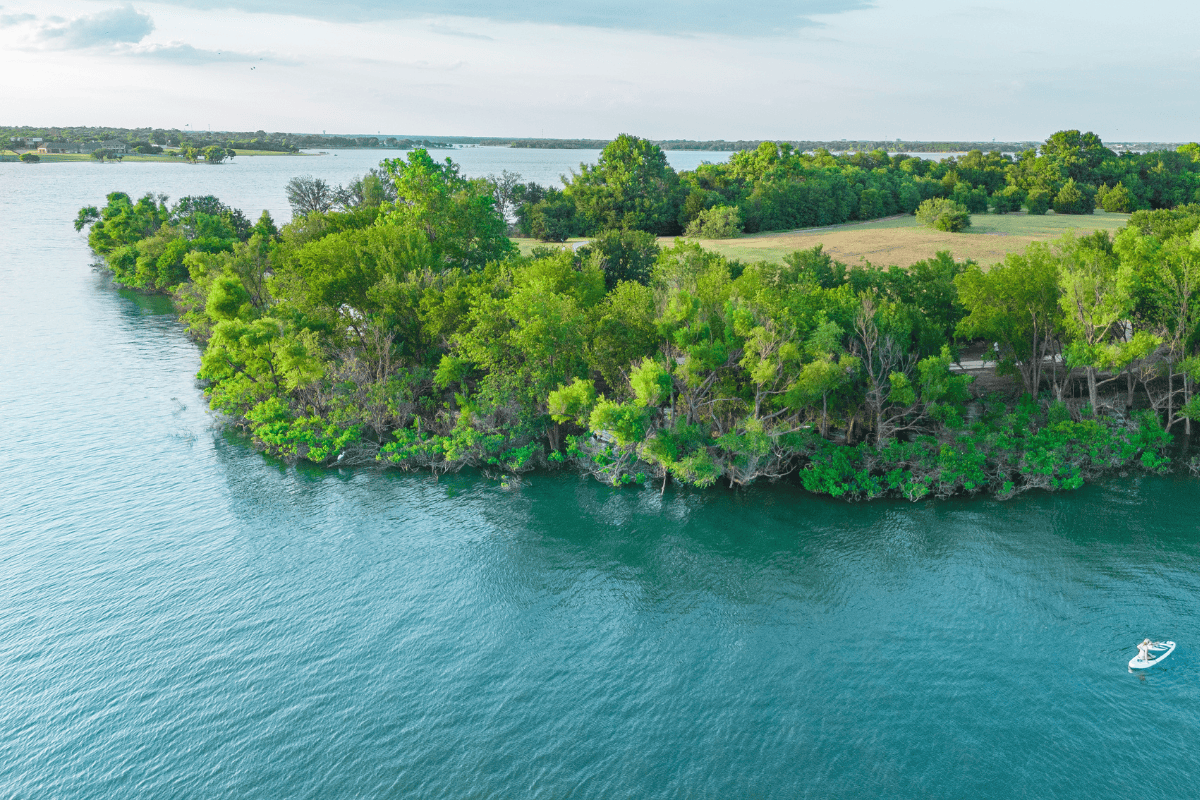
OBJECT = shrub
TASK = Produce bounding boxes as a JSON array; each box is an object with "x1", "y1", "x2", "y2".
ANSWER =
[
  {"x1": 950, "y1": 182, "x2": 989, "y2": 214},
  {"x1": 1052, "y1": 178, "x2": 1095, "y2": 215},
  {"x1": 684, "y1": 205, "x2": 743, "y2": 239},
  {"x1": 19, "y1": 152, "x2": 38, "y2": 163},
  {"x1": 1025, "y1": 188, "x2": 1051, "y2": 215},
  {"x1": 1098, "y1": 181, "x2": 1133, "y2": 213},
  {"x1": 915, "y1": 198, "x2": 971, "y2": 232},
  {"x1": 991, "y1": 185, "x2": 1025, "y2": 214}
]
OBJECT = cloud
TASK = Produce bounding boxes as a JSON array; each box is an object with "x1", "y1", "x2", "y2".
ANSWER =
[
  {"x1": 0, "y1": 12, "x2": 35, "y2": 26},
  {"x1": 37, "y1": 5, "x2": 153, "y2": 48},
  {"x1": 428, "y1": 23, "x2": 493, "y2": 41},
  {"x1": 123, "y1": 0, "x2": 874, "y2": 36},
  {"x1": 123, "y1": 41, "x2": 265, "y2": 63}
]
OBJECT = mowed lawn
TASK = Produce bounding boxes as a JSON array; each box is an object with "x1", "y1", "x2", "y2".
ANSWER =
[{"x1": 684, "y1": 211, "x2": 1131, "y2": 268}]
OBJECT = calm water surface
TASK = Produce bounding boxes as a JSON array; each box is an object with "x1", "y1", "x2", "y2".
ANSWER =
[{"x1": 2, "y1": 151, "x2": 1199, "y2": 799}]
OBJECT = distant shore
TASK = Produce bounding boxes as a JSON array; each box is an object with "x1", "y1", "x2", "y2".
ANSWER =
[{"x1": 5, "y1": 148, "x2": 317, "y2": 163}]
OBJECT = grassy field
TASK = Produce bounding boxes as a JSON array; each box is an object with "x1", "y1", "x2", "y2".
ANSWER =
[
  {"x1": 685, "y1": 211, "x2": 1132, "y2": 268},
  {"x1": 511, "y1": 211, "x2": 1132, "y2": 267}
]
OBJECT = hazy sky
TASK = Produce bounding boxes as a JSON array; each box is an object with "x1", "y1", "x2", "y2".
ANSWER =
[{"x1": 2, "y1": 0, "x2": 1197, "y2": 141}]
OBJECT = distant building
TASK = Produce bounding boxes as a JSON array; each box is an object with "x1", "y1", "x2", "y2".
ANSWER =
[
  {"x1": 38, "y1": 142, "x2": 81, "y2": 154},
  {"x1": 79, "y1": 140, "x2": 128, "y2": 154}
]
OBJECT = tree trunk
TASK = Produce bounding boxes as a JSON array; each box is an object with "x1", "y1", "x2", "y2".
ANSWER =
[
  {"x1": 1087, "y1": 366, "x2": 1098, "y2": 415},
  {"x1": 1168, "y1": 363, "x2": 1174, "y2": 428},
  {"x1": 1187, "y1": 374, "x2": 1192, "y2": 435}
]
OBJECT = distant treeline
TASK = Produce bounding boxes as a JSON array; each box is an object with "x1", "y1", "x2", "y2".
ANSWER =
[
  {"x1": 6, "y1": 125, "x2": 1186, "y2": 155},
  {"x1": 1, "y1": 126, "x2": 454, "y2": 153},
  {"x1": 507, "y1": 138, "x2": 613, "y2": 149},
  {"x1": 507, "y1": 131, "x2": 1200, "y2": 242},
  {"x1": 505, "y1": 138, "x2": 1184, "y2": 153},
  {"x1": 508, "y1": 138, "x2": 1048, "y2": 152}
]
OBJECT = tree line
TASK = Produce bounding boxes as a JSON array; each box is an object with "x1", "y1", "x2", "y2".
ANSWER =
[
  {"x1": 75, "y1": 139, "x2": 1200, "y2": 500},
  {"x1": 509, "y1": 131, "x2": 1200, "y2": 242}
]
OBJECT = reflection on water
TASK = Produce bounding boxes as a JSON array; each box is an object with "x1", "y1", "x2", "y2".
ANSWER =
[{"x1": 2, "y1": 151, "x2": 1200, "y2": 799}]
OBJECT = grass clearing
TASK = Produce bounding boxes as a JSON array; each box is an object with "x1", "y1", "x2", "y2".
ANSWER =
[
  {"x1": 511, "y1": 238, "x2": 590, "y2": 257},
  {"x1": 511, "y1": 211, "x2": 1132, "y2": 268},
  {"x1": 676, "y1": 210, "x2": 1132, "y2": 268}
]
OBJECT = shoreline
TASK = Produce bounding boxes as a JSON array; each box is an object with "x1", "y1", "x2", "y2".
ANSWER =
[{"x1": 7, "y1": 149, "x2": 317, "y2": 164}]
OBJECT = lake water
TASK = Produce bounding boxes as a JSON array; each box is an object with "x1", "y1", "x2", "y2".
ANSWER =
[{"x1": 2, "y1": 150, "x2": 1200, "y2": 799}]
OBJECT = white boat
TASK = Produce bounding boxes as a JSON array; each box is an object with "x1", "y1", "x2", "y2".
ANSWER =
[{"x1": 1129, "y1": 640, "x2": 1175, "y2": 669}]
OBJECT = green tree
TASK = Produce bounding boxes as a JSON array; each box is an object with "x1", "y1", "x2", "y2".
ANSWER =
[
  {"x1": 577, "y1": 228, "x2": 660, "y2": 290},
  {"x1": 955, "y1": 243, "x2": 1064, "y2": 396},
  {"x1": 1057, "y1": 232, "x2": 1131, "y2": 411},
  {"x1": 524, "y1": 189, "x2": 577, "y2": 242},
  {"x1": 380, "y1": 148, "x2": 513, "y2": 269},
  {"x1": 1025, "y1": 188, "x2": 1051, "y2": 215},
  {"x1": 684, "y1": 205, "x2": 743, "y2": 239},
  {"x1": 203, "y1": 145, "x2": 228, "y2": 164},
  {"x1": 567, "y1": 134, "x2": 681, "y2": 234},
  {"x1": 1052, "y1": 178, "x2": 1094, "y2": 215},
  {"x1": 285, "y1": 175, "x2": 335, "y2": 216},
  {"x1": 1040, "y1": 130, "x2": 1112, "y2": 184},
  {"x1": 1099, "y1": 182, "x2": 1134, "y2": 213}
]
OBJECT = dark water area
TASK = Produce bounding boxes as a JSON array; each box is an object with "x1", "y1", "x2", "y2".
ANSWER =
[{"x1": 2, "y1": 152, "x2": 1200, "y2": 799}]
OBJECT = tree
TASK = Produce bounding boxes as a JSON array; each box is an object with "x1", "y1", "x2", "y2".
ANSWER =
[
  {"x1": 335, "y1": 169, "x2": 396, "y2": 210},
  {"x1": 1041, "y1": 130, "x2": 1112, "y2": 184},
  {"x1": 684, "y1": 205, "x2": 743, "y2": 239},
  {"x1": 955, "y1": 243, "x2": 1064, "y2": 396},
  {"x1": 915, "y1": 198, "x2": 970, "y2": 232},
  {"x1": 991, "y1": 185, "x2": 1025, "y2": 213},
  {"x1": 20, "y1": 152, "x2": 39, "y2": 163},
  {"x1": 529, "y1": 194, "x2": 577, "y2": 242},
  {"x1": 576, "y1": 228, "x2": 659, "y2": 290},
  {"x1": 1056, "y1": 232, "x2": 1131, "y2": 411},
  {"x1": 1025, "y1": 189, "x2": 1051, "y2": 215},
  {"x1": 285, "y1": 175, "x2": 335, "y2": 216},
  {"x1": 92, "y1": 149, "x2": 114, "y2": 162},
  {"x1": 1052, "y1": 178, "x2": 1094, "y2": 215},
  {"x1": 567, "y1": 134, "x2": 681, "y2": 234},
  {"x1": 1117, "y1": 225, "x2": 1200, "y2": 428},
  {"x1": 486, "y1": 170, "x2": 523, "y2": 220},
  {"x1": 1099, "y1": 182, "x2": 1134, "y2": 213},
  {"x1": 380, "y1": 148, "x2": 513, "y2": 269},
  {"x1": 203, "y1": 145, "x2": 228, "y2": 164},
  {"x1": 852, "y1": 296, "x2": 967, "y2": 444}
]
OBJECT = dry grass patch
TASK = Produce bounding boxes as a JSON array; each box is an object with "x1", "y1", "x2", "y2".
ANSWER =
[{"x1": 676, "y1": 211, "x2": 1131, "y2": 268}]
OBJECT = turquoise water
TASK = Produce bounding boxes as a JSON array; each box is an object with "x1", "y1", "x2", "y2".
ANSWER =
[{"x1": 2, "y1": 152, "x2": 1200, "y2": 798}]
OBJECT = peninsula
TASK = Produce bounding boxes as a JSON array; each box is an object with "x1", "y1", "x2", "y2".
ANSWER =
[{"x1": 75, "y1": 129, "x2": 1200, "y2": 500}]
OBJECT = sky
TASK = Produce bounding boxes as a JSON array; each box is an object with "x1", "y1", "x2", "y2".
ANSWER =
[{"x1": 1, "y1": 0, "x2": 1197, "y2": 141}]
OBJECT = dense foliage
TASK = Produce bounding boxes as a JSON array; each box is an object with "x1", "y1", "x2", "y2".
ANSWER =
[
  {"x1": 513, "y1": 131, "x2": 1200, "y2": 241},
  {"x1": 78, "y1": 142, "x2": 1200, "y2": 500}
]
